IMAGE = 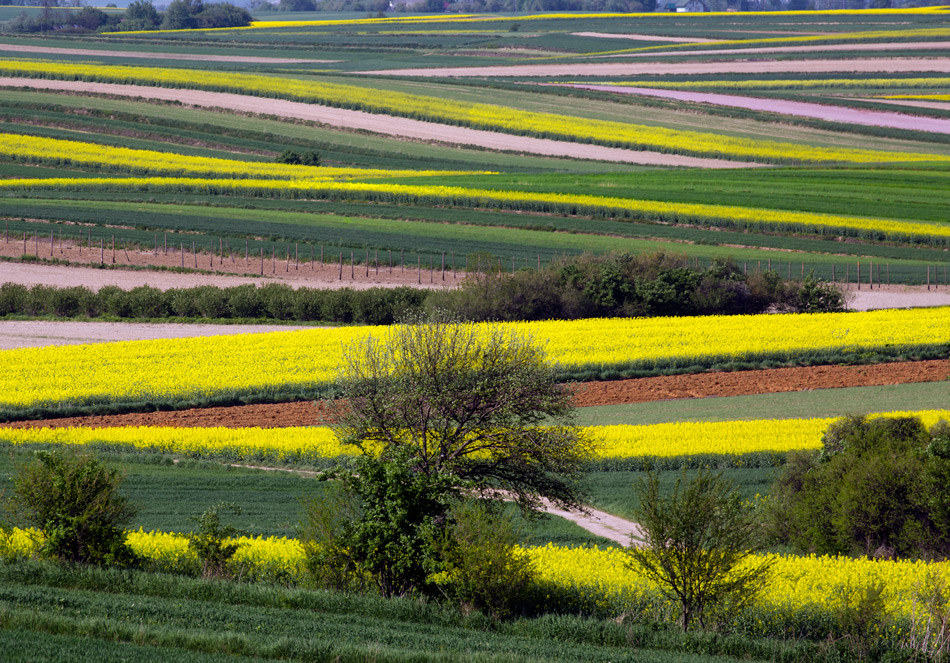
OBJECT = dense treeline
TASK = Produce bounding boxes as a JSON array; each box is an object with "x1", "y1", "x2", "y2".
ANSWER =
[
  {"x1": 0, "y1": 282, "x2": 427, "y2": 325},
  {"x1": 426, "y1": 253, "x2": 845, "y2": 322},
  {"x1": 0, "y1": 253, "x2": 843, "y2": 324},
  {"x1": 1, "y1": 0, "x2": 250, "y2": 34}
]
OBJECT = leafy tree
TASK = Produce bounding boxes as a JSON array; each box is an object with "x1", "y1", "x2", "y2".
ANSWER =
[
  {"x1": 276, "y1": 149, "x2": 320, "y2": 166},
  {"x1": 10, "y1": 449, "x2": 137, "y2": 566},
  {"x1": 626, "y1": 469, "x2": 772, "y2": 631},
  {"x1": 188, "y1": 502, "x2": 244, "y2": 578},
  {"x1": 318, "y1": 315, "x2": 592, "y2": 597},
  {"x1": 161, "y1": 0, "x2": 200, "y2": 29},
  {"x1": 194, "y1": 2, "x2": 252, "y2": 28},
  {"x1": 767, "y1": 415, "x2": 950, "y2": 558}
]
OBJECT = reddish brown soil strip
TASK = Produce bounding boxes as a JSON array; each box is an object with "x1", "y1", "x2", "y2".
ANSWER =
[
  {"x1": 359, "y1": 57, "x2": 950, "y2": 78},
  {"x1": 561, "y1": 84, "x2": 950, "y2": 133},
  {"x1": 0, "y1": 43, "x2": 335, "y2": 64},
  {"x1": 5, "y1": 359, "x2": 946, "y2": 430},
  {"x1": 571, "y1": 359, "x2": 950, "y2": 407},
  {"x1": 0, "y1": 78, "x2": 750, "y2": 168}
]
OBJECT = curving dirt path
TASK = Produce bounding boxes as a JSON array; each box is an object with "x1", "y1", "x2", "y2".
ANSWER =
[
  {"x1": 560, "y1": 84, "x2": 950, "y2": 133},
  {"x1": 0, "y1": 77, "x2": 750, "y2": 168},
  {"x1": 0, "y1": 43, "x2": 335, "y2": 64},
  {"x1": 359, "y1": 57, "x2": 950, "y2": 78}
]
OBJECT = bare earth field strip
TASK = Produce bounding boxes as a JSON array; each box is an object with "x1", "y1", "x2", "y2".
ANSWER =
[
  {"x1": 0, "y1": 320, "x2": 315, "y2": 349},
  {"x1": 598, "y1": 41, "x2": 950, "y2": 59},
  {"x1": 0, "y1": 78, "x2": 750, "y2": 168},
  {"x1": 850, "y1": 97, "x2": 950, "y2": 111},
  {"x1": 0, "y1": 254, "x2": 461, "y2": 293},
  {"x1": 0, "y1": 43, "x2": 335, "y2": 64},
  {"x1": 570, "y1": 31, "x2": 717, "y2": 43},
  {"x1": 359, "y1": 57, "x2": 950, "y2": 78},
  {"x1": 562, "y1": 84, "x2": 950, "y2": 132},
  {"x1": 4, "y1": 360, "x2": 946, "y2": 429}
]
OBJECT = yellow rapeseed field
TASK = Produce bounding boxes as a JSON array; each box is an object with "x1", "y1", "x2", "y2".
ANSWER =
[
  {"x1": 2, "y1": 176, "x2": 946, "y2": 242},
  {"x1": 0, "y1": 60, "x2": 943, "y2": 164},
  {"x1": 3, "y1": 411, "x2": 947, "y2": 461},
  {"x1": 2, "y1": 309, "x2": 948, "y2": 411}
]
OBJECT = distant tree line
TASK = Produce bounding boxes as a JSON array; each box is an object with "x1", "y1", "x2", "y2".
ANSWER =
[
  {"x1": 2, "y1": 0, "x2": 250, "y2": 33},
  {"x1": 0, "y1": 252, "x2": 845, "y2": 323}
]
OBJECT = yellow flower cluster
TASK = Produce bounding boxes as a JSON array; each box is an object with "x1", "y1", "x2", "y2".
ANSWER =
[
  {"x1": 0, "y1": 60, "x2": 943, "y2": 164},
  {"x1": 528, "y1": 543, "x2": 950, "y2": 622},
  {"x1": 4, "y1": 411, "x2": 947, "y2": 461},
  {"x1": 2, "y1": 176, "x2": 946, "y2": 242},
  {"x1": 3, "y1": 525, "x2": 945, "y2": 626},
  {"x1": 0, "y1": 425, "x2": 350, "y2": 461},
  {"x1": 2, "y1": 309, "x2": 949, "y2": 412},
  {"x1": 0, "y1": 134, "x2": 484, "y2": 181},
  {"x1": 883, "y1": 94, "x2": 950, "y2": 101},
  {"x1": 576, "y1": 77, "x2": 950, "y2": 91}
]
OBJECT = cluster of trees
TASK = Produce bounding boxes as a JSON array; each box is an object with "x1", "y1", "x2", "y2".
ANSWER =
[
  {"x1": 767, "y1": 415, "x2": 950, "y2": 559},
  {"x1": 0, "y1": 282, "x2": 427, "y2": 325},
  {"x1": 427, "y1": 252, "x2": 845, "y2": 322},
  {"x1": 0, "y1": 252, "x2": 844, "y2": 324},
  {"x1": 2, "y1": 0, "x2": 250, "y2": 34}
]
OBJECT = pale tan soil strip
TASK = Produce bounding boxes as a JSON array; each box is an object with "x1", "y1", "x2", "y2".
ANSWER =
[
  {"x1": 0, "y1": 258, "x2": 459, "y2": 293},
  {"x1": 359, "y1": 57, "x2": 950, "y2": 78},
  {"x1": 0, "y1": 320, "x2": 316, "y2": 349},
  {"x1": 846, "y1": 285, "x2": 950, "y2": 311},
  {"x1": 598, "y1": 41, "x2": 950, "y2": 59},
  {"x1": 562, "y1": 84, "x2": 950, "y2": 133},
  {"x1": 0, "y1": 43, "x2": 334, "y2": 64},
  {"x1": 848, "y1": 97, "x2": 950, "y2": 112},
  {"x1": 0, "y1": 77, "x2": 749, "y2": 168},
  {"x1": 571, "y1": 31, "x2": 716, "y2": 43}
]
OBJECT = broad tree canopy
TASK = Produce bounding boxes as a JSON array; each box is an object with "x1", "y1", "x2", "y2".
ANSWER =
[{"x1": 332, "y1": 317, "x2": 593, "y2": 511}]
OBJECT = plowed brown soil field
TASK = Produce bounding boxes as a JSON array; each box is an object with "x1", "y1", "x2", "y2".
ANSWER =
[{"x1": 5, "y1": 359, "x2": 946, "y2": 430}]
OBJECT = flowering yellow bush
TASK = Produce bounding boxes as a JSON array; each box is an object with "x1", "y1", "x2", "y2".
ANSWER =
[
  {"x1": 0, "y1": 60, "x2": 943, "y2": 164},
  {"x1": 2, "y1": 309, "x2": 949, "y2": 412}
]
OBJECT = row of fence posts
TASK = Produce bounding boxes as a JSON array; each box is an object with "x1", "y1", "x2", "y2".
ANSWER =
[{"x1": 4, "y1": 223, "x2": 950, "y2": 290}]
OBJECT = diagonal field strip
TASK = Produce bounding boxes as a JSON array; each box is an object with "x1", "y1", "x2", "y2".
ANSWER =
[
  {"x1": 0, "y1": 77, "x2": 748, "y2": 168},
  {"x1": 560, "y1": 84, "x2": 950, "y2": 133},
  {"x1": 0, "y1": 43, "x2": 335, "y2": 64},
  {"x1": 359, "y1": 57, "x2": 950, "y2": 78}
]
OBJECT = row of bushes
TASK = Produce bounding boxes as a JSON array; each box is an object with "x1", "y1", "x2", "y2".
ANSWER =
[
  {"x1": 426, "y1": 252, "x2": 846, "y2": 321},
  {"x1": 0, "y1": 282, "x2": 427, "y2": 325},
  {"x1": 0, "y1": 253, "x2": 844, "y2": 325}
]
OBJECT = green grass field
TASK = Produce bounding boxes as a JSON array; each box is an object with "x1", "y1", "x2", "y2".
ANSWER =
[{"x1": 575, "y1": 380, "x2": 950, "y2": 426}]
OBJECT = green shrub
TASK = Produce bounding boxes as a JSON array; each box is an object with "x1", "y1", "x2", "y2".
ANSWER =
[
  {"x1": 10, "y1": 448, "x2": 137, "y2": 566},
  {"x1": 435, "y1": 500, "x2": 536, "y2": 620},
  {"x1": 188, "y1": 502, "x2": 244, "y2": 579},
  {"x1": 0, "y1": 283, "x2": 29, "y2": 316}
]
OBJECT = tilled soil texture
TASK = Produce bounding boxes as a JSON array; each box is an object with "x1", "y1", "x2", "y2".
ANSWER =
[{"x1": 5, "y1": 359, "x2": 947, "y2": 430}]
